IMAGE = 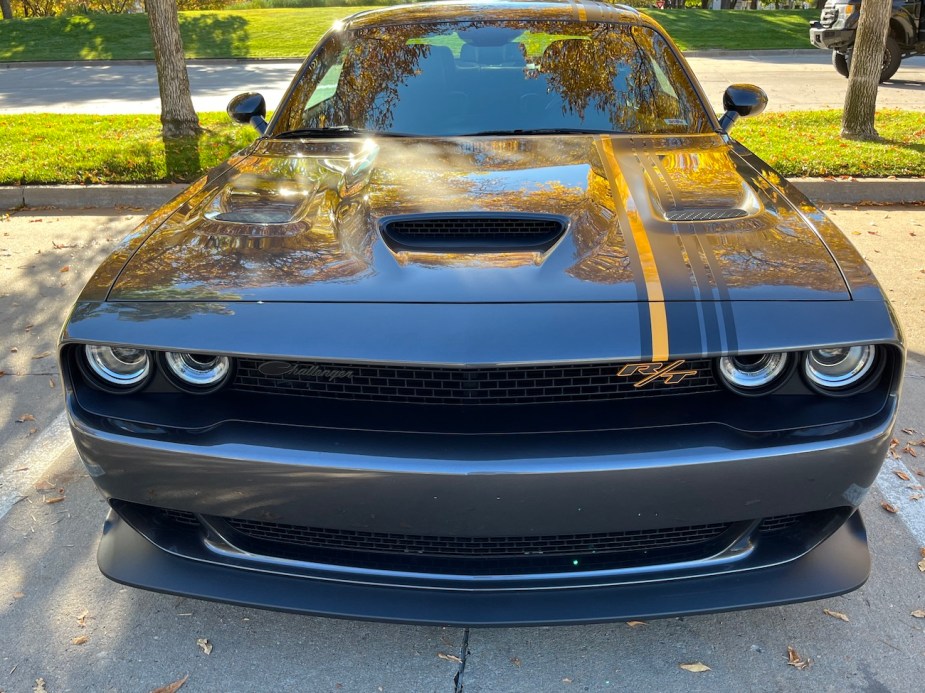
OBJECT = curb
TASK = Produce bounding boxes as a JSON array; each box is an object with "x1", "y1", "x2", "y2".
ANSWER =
[{"x1": 2, "y1": 179, "x2": 922, "y2": 211}]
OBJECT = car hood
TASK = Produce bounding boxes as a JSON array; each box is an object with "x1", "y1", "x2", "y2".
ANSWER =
[{"x1": 109, "y1": 134, "x2": 850, "y2": 304}]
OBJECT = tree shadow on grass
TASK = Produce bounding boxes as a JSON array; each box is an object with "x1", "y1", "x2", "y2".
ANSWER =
[{"x1": 179, "y1": 14, "x2": 250, "y2": 59}]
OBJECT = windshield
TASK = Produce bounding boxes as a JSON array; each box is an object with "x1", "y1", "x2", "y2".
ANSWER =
[{"x1": 274, "y1": 20, "x2": 712, "y2": 137}]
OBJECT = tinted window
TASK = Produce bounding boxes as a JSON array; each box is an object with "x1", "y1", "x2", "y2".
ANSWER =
[{"x1": 276, "y1": 21, "x2": 711, "y2": 136}]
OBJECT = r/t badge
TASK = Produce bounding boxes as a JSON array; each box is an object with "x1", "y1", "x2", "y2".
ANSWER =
[{"x1": 618, "y1": 360, "x2": 698, "y2": 388}]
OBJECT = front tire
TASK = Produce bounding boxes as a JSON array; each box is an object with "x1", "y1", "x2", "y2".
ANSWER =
[{"x1": 833, "y1": 51, "x2": 849, "y2": 78}]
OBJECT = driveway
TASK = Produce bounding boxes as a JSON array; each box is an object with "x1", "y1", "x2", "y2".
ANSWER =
[{"x1": 0, "y1": 205, "x2": 924, "y2": 692}]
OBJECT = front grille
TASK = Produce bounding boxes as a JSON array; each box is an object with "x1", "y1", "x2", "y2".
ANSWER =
[
  {"x1": 220, "y1": 516, "x2": 738, "y2": 574},
  {"x1": 232, "y1": 358, "x2": 719, "y2": 405},
  {"x1": 758, "y1": 513, "x2": 802, "y2": 533},
  {"x1": 380, "y1": 214, "x2": 566, "y2": 250},
  {"x1": 665, "y1": 208, "x2": 748, "y2": 222},
  {"x1": 225, "y1": 518, "x2": 732, "y2": 557}
]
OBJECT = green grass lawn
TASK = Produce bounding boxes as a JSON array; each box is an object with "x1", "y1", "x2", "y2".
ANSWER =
[
  {"x1": 0, "y1": 8, "x2": 817, "y2": 62},
  {"x1": 735, "y1": 110, "x2": 925, "y2": 178},
  {"x1": 0, "y1": 110, "x2": 920, "y2": 186}
]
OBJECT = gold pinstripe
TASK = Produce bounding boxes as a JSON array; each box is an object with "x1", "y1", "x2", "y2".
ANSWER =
[{"x1": 598, "y1": 136, "x2": 670, "y2": 361}]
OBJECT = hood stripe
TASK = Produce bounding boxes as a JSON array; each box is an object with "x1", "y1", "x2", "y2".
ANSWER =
[{"x1": 597, "y1": 136, "x2": 669, "y2": 361}]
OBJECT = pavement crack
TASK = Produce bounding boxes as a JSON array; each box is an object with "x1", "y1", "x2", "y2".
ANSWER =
[{"x1": 453, "y1": 628, "x2": 471, "y2": 693}]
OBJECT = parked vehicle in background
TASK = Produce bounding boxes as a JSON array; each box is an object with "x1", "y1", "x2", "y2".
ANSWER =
[{"x1": 810, "y1": 0, "x2": 925, "y2": 81}]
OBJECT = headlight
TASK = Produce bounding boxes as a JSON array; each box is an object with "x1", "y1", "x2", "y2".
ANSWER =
[
  {"x1": 804, "y1": 345, "x2": 876, "y2": 392},
  {"x1": 163, "y1": 352, "x2": 231, "y2": 391},
  {"x1": 717, "y1": 352, "x2": 789, "y2": 394},
  {"x1": 84, "y1": 345, "x2": 151, "y2": 388}
]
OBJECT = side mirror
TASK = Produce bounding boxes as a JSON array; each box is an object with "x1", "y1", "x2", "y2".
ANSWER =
[
  {"x1": 718, "y1": 84, "x2": 768, "y2": 132},
  {"x1": 227, "y1": 92, "x2": 268, "y2": 135}
]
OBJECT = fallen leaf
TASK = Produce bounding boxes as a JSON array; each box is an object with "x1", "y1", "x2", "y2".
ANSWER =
[
  {"x1": 13, "y1": 591, "x2": 25, "y2": 599},
  {"x1": 626, "y1": 620, "x2": 648, "y2": 628},
  {"x1": 196, "y1": 638, "x2": 212, "y2": 655},
  {"x1": 32, "y1": 351, "x2": 51, "y2": 360},
  {"x1": 34, "y1": 678, "x2": 48, "y2": 693},
  {"x1": 562, "y1": 678, "x2": 573, "y2": 684},
  {"x1": 77, "y1": 609, "x2": 90, "y2": 627},
  {"x1": 888, "y1": 438, "x2": 900, "y2": 459},
  {"x1": 510, "y1": 657, "x2": 522, "y2": 667},
  {"x1": 910, "y1": 493, "x2": 923, "y2": 501},
  {"x1": 823, "y1": 608, "x2": 849, "y2": 622},
  {"x1": 902, "y1": 428, "x2": 918, "y2": 435},
  {"x1": 881, "y1": 502, "x2": 898, "y2": 513},
  {"x1": 52, "y1": 241, "x2": 78, "y2": 250},
  {"x1": 149, "y1": 674, "x2": 189, "y2": 693},
  {"x1": 902, "y1": 445, "x2": 918, "y2": 458},
  {"x1": 16, "y1": 413, "x2": 35, "y2": 423},
  {"x1": 59, "y1": 265, "x2": 69, "y2": 273},
  {"x1": 71, "y1": 635, "x2": 89, "y2": 645},
  {"x1": 786, "y1": 646, "x2": 810, "y2": 670},
  {"x1": 10, "y1": 346, "x2": 18, "y2": 352},
  {"x1": 28, "y1": 427, "x2": 38, "y2": 436},
  {"x1": 911, "y1": 610, "x2": 925, "y2": 619},
  {"x1": 437, "y1": 653, "x2": 462, "y2": 664},
  {"x1": 49, "y1": 378, "x2": 55, "y2": 388},
  {"x1": 44, "y1": 496, "x2": 65, "y2": 505},
  {"x1": 679, "y1": 662, "x2": 711, "y2": 673}
]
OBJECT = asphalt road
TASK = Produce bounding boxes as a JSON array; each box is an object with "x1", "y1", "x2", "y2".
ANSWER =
[
  {"x1": 0, "y1": 206, "x2": 924, "y2": 692},
  {"x1": 0, "y1": 52, "x2": 923, "y2": 116}
]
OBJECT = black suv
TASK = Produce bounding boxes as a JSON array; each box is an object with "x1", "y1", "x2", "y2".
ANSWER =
[{"x1": 810, "y1": 0, "x2": 925, "y2": 81}]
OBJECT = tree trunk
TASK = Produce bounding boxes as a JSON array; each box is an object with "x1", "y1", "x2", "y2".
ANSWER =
[
  {"x1": 1, "y1": 0, "x2": 13, "y2": 21},
  {"x1": 145, "y1": 0, "x2": 201, "y2": 139},
  {"x1": 841, "y1": 0, "x2": 891, "y2": 140}
]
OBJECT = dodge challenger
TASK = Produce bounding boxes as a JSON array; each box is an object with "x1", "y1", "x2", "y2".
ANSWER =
[{"x1": 58, "y1": 0, "x2": 904, "y2": 625}]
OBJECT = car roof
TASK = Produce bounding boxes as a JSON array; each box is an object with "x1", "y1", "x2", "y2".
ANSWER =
[{"x1": 341, "y1": 0, "x2": 651, "y2": 31}]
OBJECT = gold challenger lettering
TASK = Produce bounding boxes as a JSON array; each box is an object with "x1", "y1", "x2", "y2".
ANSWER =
[{"x1": 618, "y1": 360, "x2": 698, "y2": 388}]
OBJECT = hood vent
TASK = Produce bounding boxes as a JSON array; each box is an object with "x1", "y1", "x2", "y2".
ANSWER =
[
  {"x1": 664, "y1": 208, "x2": 749, "y2": 222},
  {"x1": 380, "y1": 213, "x2": 567, "y2": 252}
]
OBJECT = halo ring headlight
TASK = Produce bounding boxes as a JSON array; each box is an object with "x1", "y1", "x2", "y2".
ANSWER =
[
  {"x1": 163, "y1": 352, "x2": 231, "y2": 391},
  {"x1": 804, "y1": 345, "x2": 876, "y2": 392},
  {"x1": 717, "y1": 352, "x2": 789, "y2": 395},
  {"x1": 84, "y1": 344, "x2": 151, "y2": 388}
]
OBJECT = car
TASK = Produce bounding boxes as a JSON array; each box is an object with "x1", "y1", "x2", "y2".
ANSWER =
[
  {"x1": 810, "y1": 0, "x2": 925, "y2": 82},
  {"x1": 59, "y1": 0, "x2": 903, "y2": 626}
]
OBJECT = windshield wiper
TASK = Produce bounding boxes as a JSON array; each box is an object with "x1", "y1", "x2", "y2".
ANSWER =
[
  {"x1": 458, "y1": 128, "x2": 620, "y2": 137},
  {"x1": 273, "y1": 126, "x2": 411, "y2": 139}
]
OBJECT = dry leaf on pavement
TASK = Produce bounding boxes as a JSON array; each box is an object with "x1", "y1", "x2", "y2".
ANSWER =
[
  {"x1": 34, "y1": 678, "x2": 48, "y2": 693},
  {"x1": 32, "y1": 352, "x2": 51, "y2": 360},
  {"x1": 626, "y1": 620, "x2": 648, "y2": 627},
  {"x1": 71, "y1": 635, "x2": 89, "y2": 646},
  {"x1": 44, "y1": 496, "x2": 65, "y2": 505},
  {"x1": 895, "y1": 469, "x2": 912, "y2": 480},
  {"x1": 59, "y1": 266, "x2": 69, "y2": 273},
  {"x1": 149, "y1": 674, "x2": 189, "y2": 693},
  {"x1": 510, "y1": 657, "x2": 522, "y2": 667},
  {"x1": 786, "y1": 646, "x2": 810, "y2": 670},
  {"x1": 437, "y1": 653, "x2": 462, "y2": 664},
  {"x1": 881, "y1": 502, "x2": 898, "y2": 514},
  {"x1": 911, "y1": 610, "x2": 925, "y2": 618},
  {"x1": 77, "y1": 610, "x2": 90, "y2": 627},
  {"x1": 196, "y1": 638, "x2": 212, "y2": 655},
  {"x1": 679, "y1": 662, "x2": 711, "y2": 673},
  {"x1": 902, "y1": 445, "x2": 918, "y2": 458},
  {"x1": 823, "y1": 608, "x2": 849, "y2": 622},
  {"x1": 16, "y1": 413, "x2": 35, "y2": 423},
  {"x1": 902, "y1": 428, "x2": 918, "y2": 435},
  {"x1": 13, "y1": 591, "x2": 25, "y2": 599}
]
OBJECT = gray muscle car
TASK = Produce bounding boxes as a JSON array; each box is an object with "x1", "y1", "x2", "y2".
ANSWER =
[{"x1": 58, "y1": 0, "x2": 903, "y2": 625}]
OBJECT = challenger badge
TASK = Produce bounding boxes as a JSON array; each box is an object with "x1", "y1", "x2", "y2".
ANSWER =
[{"x1": 618, "y1": 360, "x2": 699, "y2": 388}]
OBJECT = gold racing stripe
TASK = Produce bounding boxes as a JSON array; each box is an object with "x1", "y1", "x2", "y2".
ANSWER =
[{"x1": 598, "y1": 136, "x2": 670, "y2": 361}]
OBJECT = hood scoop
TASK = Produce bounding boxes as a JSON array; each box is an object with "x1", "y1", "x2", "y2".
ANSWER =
[
  {"x1": 380, "y1": 213, "x2": 567, "y2": 253},
  {"x1": 664, "y1": 208, "x2": 749, "y2": 222}
]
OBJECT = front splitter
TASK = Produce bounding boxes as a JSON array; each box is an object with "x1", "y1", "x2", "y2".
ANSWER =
[{"x1": 97, "y1": 511, "x2": 871, "y2": 627}]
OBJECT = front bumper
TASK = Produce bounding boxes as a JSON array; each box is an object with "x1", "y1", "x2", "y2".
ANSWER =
[
  {"x1": 99, "y1": 508, "x2": 871, "y2": 626},
  {"x1": 810, "y1": 23, "x2": 855, "y2": 51}
]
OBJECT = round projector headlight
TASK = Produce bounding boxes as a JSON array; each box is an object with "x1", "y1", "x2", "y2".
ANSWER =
[
  {"x1": 717, "y1": 352, "x2": 789, "y2": 394},
  {"x1": 84, "y1": 344, "x2": 151, "y2": 387},
  {"x1": 163, "y1": 352, "x2": 231, "y2": 390},
  {"x1": 804, "y1": 345, "x2": 876, "y2": 391}
]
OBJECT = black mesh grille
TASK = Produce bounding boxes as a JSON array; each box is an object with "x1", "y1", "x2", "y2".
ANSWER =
[
  {"x1": 758, "y1": 513, "x2": 803, "y2": 533},
  {"x1": 232, "y1": 358, "x2": 719, "y2": 405},
  {"x1": 381, "y1": 215, "x2": 565, "y2": 250},
  {"x1": 665, "y1": 208, "x2": 748, "y2": 222},
  {"x1": 225, "y1": 518, "x2": 732, "y2": 557}
]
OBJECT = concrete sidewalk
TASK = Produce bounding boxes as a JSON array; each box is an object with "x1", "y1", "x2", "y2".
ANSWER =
[{"x1": 3, "y1": 177, "x2": 923, "y2": 212}]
